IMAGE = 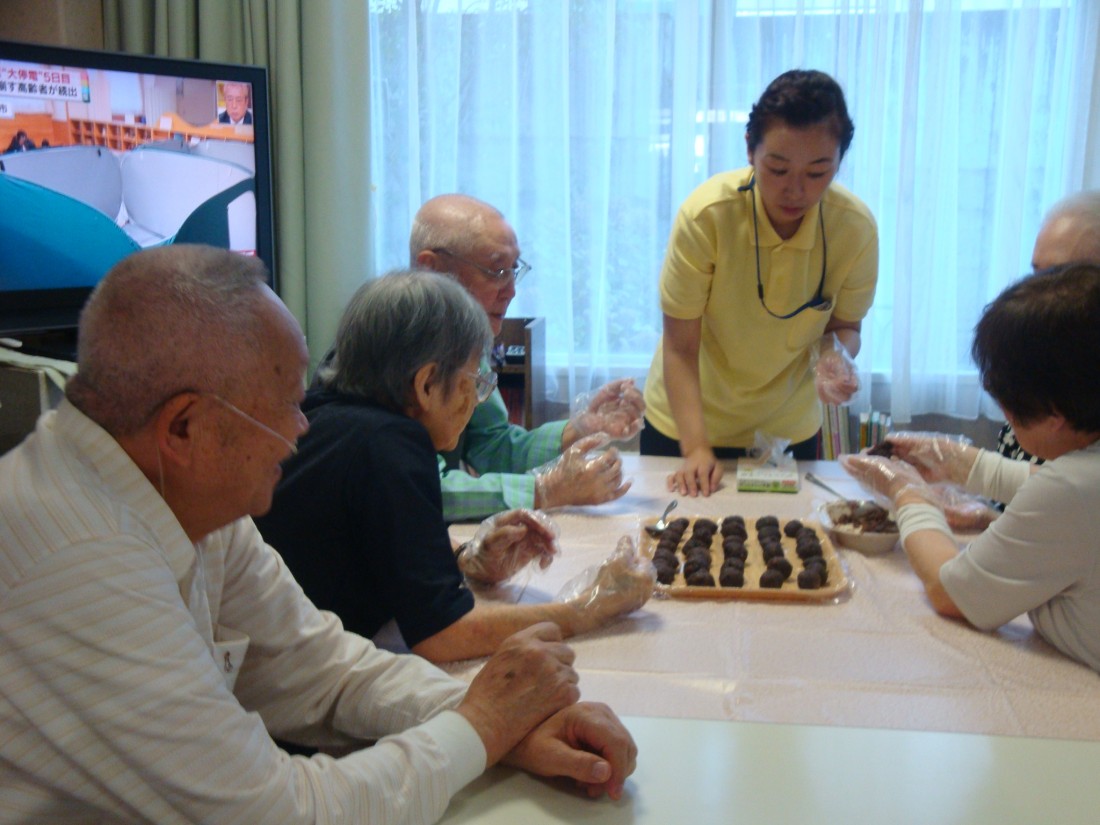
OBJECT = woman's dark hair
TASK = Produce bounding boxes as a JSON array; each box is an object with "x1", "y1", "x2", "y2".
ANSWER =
[
  {"x1": 6, "y1": 130, "x2": 32, "y2": 152},
  {"x1": 745, "y1": 70, "x2": 855, "y2": 159},
  {"x1": 972, "y1": 263, "x2": 1100, "y2": 432}
]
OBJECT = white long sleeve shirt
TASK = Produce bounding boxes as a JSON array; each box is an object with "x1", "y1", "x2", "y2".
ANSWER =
[
  {"x1": 0, "y1": 400, "x2": 486, "y2": 824},
  {"x1": 941, "y1": 444, "x2": 1100, "y2": 671}
]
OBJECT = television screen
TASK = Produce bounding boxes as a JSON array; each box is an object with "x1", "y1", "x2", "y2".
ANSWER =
[{"x1": 0, "y1": 40, "x2": 275, "y2": 338}]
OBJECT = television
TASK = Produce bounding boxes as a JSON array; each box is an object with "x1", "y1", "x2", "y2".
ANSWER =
[{"x1": 0, "y1": 39, "x2": 276, "y2": 345}]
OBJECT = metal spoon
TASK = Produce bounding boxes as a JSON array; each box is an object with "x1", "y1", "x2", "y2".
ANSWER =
[
  {"x1": 644, "y1": 500, "x2": 679, "y2": 536},
  {"x1": 804, "y1": 472, "x2": 848, "y2": 500}
]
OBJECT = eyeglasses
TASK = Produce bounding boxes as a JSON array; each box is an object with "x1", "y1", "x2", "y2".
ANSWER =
[
  {"x1": 206, "y1": 393, "x2": 299, "y2": 455},
  {"x1": 467, "y1": 365, "x2": 499, "y2": 403},
  {"x1": 433, "y1": 248, "x2": 531, "y2": 284}
]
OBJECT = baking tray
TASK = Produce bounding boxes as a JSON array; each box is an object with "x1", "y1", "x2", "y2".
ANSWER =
[{"x1": 641, "y1": 515, "x2": 850, "y2": 602}]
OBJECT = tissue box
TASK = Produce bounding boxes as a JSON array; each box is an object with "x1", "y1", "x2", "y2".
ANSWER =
[{"x1": 735, "y1": 457, "x2": 801, "y2": 493}]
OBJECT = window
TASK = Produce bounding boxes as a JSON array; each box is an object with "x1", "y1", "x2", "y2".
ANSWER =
[{"x1": 369, "y1": 0, "x2": 1097, "y2": 421}]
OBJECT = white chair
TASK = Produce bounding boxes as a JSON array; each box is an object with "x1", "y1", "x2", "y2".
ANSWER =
[
  {"x1": 119, "y1": 146, "x2": 256, "y2": 251},
  {"x1": 0, "y1": 145, "x2": 123, "y2": 220}
]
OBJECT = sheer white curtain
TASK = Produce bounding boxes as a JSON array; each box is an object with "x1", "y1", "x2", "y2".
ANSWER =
[{"x1": 368, "y1": 0, "x2": 1098, "y2": 422}]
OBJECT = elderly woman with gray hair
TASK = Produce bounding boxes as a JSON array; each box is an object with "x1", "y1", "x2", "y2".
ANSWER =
[{"x1": 256, "y1": 269, "x2": 653, "y2": 663}]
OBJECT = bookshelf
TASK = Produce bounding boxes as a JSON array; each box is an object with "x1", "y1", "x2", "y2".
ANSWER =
[
  {"x1": 67, "y1": 118, "x2": 172, "y2": 151},
  {"x1": 493, "y1": 317, "x2": 545, "y2": 429},
  {"x1": 820, "y1": 405, "x2": 892, "y2": 459},
  {"x1": 66, "y1": 113, "x2": 254, "y2": 151}
]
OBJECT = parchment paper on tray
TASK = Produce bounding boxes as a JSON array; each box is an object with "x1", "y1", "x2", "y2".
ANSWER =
[{"x1": 640, "y1": 514, "x2": 850, "y2": 603}]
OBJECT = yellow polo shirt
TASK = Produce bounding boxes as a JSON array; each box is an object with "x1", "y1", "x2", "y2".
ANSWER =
[{"x1": 644, "y1": 166, "x2": 878, "y2": 448}]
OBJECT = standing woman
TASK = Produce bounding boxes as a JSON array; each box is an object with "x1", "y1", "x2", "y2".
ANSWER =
[{"x1": 641, "y1": 69, "x2": 878, "y2": 496}]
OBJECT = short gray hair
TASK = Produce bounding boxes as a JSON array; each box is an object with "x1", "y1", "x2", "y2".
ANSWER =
[
  {"x1": 66, "y1": 245, "x2": 270, "y2": 436},
  {"x1": 408, "y1": 193, "x2": 504, "y2": 266},
  {"x1": 222, "y1": 80, "x2": 251, "y2": 101},
  {"x1": 317, "y1": 269, "x2": 492, "y2": 410}
]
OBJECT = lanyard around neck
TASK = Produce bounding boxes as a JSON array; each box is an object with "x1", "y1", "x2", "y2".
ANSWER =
[{"x1": 741, "y1": 175, "x2": 832, "y2": 319}]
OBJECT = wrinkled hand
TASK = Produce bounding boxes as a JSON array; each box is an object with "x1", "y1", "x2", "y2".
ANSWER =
[
  {"x1": 503, "y1": 701, "x2": 638, "y2": 800},
  {"x1": 814, "y1": 339, "x2": 859, "y2": 405},
  {"x1": 457, "y1": 623, "x2": 580, "y2": 766},
  {"x1": 840, "y1": 454, "x2": 939, "y2": 506},
  {"x1": 569, "y1": 379, "x2": 646, "y2": 441},
  {"x1": 563, "y1": 535, "x2": 655, "y2": 633},
  {"x1": 885, "y1": 432, "x2": 979, "y2": 486},
  {"x1": 461, "y1": 509, "x2": 561, "y2": 586},
  {"x1": 534, "y1": 433, "x2": 632, "y2": 508},
  {"x1": 667, "y1": 446, "x2": 723, "y2": 497}
]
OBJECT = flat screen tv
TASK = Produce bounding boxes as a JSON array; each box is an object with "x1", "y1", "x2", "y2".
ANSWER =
[{"x1": 0, "y1": 39, "x2": 275, "y2": 340}]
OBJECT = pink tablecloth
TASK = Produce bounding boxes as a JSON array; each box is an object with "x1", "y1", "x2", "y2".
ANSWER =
[{"x1": 441, "y1": 456, "x2": 1100, "y2": 741}]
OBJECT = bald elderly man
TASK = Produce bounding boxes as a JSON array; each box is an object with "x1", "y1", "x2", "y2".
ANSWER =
[
  {"x1": 411, "y1": 193, "x2": 646, "y2": 522},
  {"x1": 0, "y1": 245, "x2": 638, "y2": 822}
]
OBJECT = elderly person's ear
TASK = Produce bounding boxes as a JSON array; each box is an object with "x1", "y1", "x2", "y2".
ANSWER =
[
  {"x1": 410, "y1": 362, "x2": 443, "y2": 412},
  {"x1": 156, "y1": 392, "x2": 204, "y2": 467},
  {"x1": 415, "y1": 249, "x2": 445, "y2": 272}
]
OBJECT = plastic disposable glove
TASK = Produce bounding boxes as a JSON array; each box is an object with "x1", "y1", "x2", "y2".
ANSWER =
[
  {"x1": 534, "y1": 433, "x2": 632, "y2": 508},
  {"x1": 460, "y1": 508, "x2": 561, "y2": 586},
  {"x1": 883, "y1": 432, "x2": 980, "y2": 487},
  {"x1": 840, "y1": 453, "x2": 940, "y2": 507},
  {"x1": 845, "y1": 453, "x2": 999, "y2": 533},
  {"x1": 926, "y1": 483, "x2": 1000, "y2": 533},
  {"x1": 813, "y1": 333, "x2": 860, "y2": 405},
  {"x1": 568, "y1": 378, "x2": 646, "y2": 441},
  {"x1": 556, "y1": 535, "x2": 656, "y2": 633}
]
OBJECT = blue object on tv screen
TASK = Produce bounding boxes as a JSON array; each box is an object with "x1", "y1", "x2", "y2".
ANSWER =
[{"x1": 0, "y1": 39, "x2": 276, "y2": 336}]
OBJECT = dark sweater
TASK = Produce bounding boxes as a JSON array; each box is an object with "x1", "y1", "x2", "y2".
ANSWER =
[{"x1": 255, "y1": 390, "x2": 474, "y2": 648}]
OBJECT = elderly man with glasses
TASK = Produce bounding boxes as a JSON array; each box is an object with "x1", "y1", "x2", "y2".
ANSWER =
[
  {"x1": 411, "y1": 193, "x2": 646, "y2": 522},
  {"x1": 218, "y1": 80, "x2": 252, "y2": 125},
  {"x1": 0, "y1": 247, "x2": 640, "y2": 821}
]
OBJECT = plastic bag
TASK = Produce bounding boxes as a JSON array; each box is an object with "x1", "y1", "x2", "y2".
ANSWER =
[{"x1": 748, "y1": 430, "x2": 796, "y2": 470}]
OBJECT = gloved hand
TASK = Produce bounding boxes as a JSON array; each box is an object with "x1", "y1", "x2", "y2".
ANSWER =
[
  {"x1": 534, "y1": 433, "x2": 632, "y2": 508},
  {"x1": 460, "y1": 508, "x2": 561, "y2": 586},
  {"x1": 813, "y1": 333, "x2": 859, "y2": 405},
  {"x1": 840, "y1": 453, "x2": 940, "y2": 507},
  {"x1": 568, "y1": 378, "x2": 646, "y2": 441},
  {"x1": 926, "y1": 482, "x2": 1000, "y2": 533},
  {"x1": 557, "y1": 535, "x2": 655, "y2": 633},
  {"x1": 883, "y1": 432, "x2": 980, "y2": 487}
]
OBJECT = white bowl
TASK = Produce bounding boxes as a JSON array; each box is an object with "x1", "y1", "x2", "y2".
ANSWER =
[{"x1": 818, "y1": 500, "x2": 899, "y2": 556}]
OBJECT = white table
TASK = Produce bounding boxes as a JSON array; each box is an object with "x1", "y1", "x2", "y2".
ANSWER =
[
  {"x1": 438, "y1": 715, "x2": 1100, "y2": 824},
  {"x1": 444, "y1": 456, "x2": 1100, "y2": 741}
]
